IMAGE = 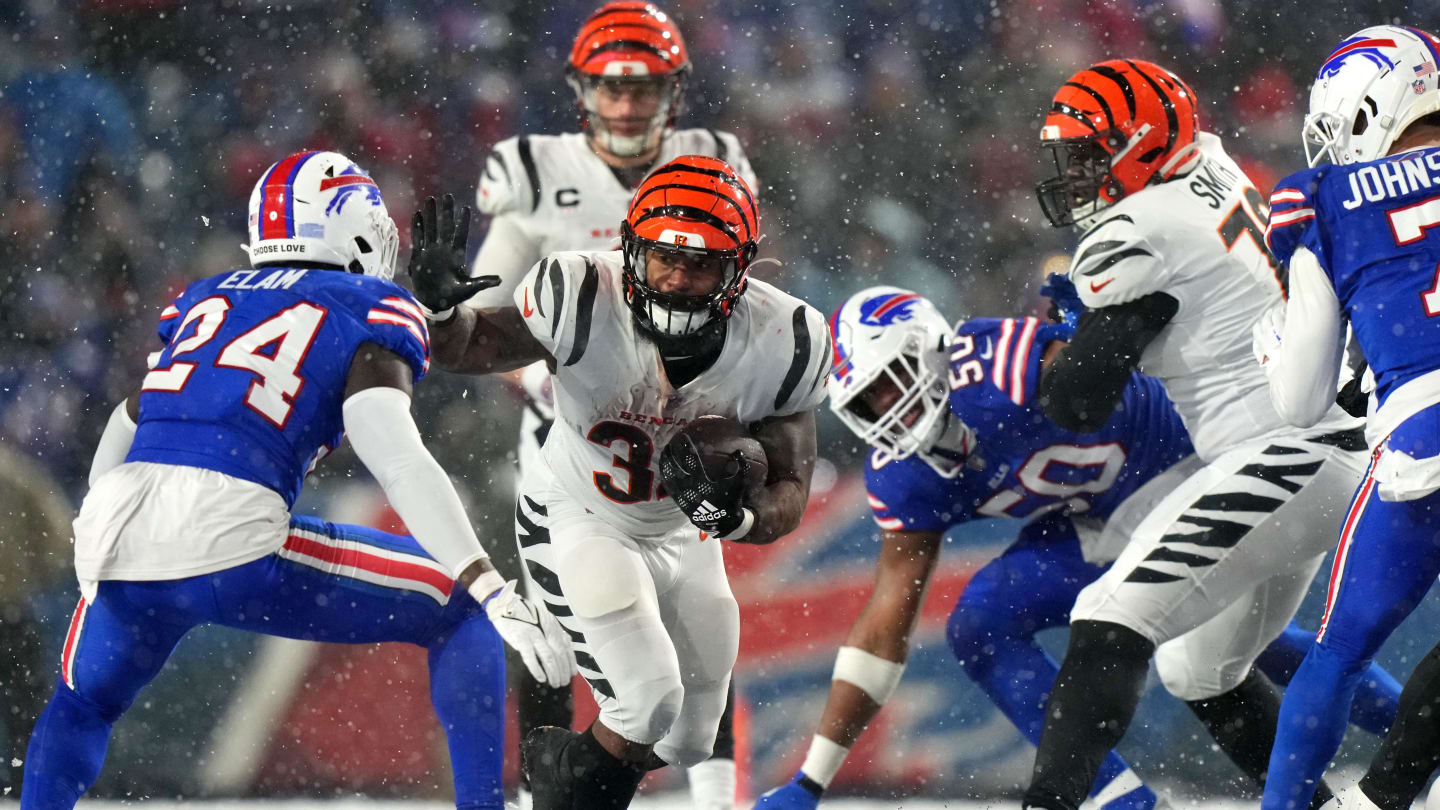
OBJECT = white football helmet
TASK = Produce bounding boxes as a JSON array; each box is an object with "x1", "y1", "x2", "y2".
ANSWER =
[
  {"x1": 830, "y1": 287, "x2": 971, "y2": 477},
  {"x1": 245, "y1": 150, "x2": 400, "y2": 280},
  {"x1": 1304, "y1": 26, "x2": 1440, "y2": 167}
]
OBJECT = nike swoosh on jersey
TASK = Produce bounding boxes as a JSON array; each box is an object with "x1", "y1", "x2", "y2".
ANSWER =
[
  {"x1": 1089, "y1": 278, "x2": 1116, "y2": 293},
  {"x1": 522, "y1": 287, "x2": 535, "y2": 317},
  {"x1": 979, "y1": 337, "x2": 994, "y2": 360}
]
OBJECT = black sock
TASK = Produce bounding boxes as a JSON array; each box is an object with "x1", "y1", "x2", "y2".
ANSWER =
[
  {"x1": 1184, "y1": 669, "x2": 1333, "y2": 808},
  {"x1": 1360, "y1": 639, "x2": 1440, "y2": 810},
  {"x1": 568, "y1": 727, "x2": 648, "y2": 810},
  {"x1": 1024, "y1": 620, "x2": 1155, "y2": 810}
]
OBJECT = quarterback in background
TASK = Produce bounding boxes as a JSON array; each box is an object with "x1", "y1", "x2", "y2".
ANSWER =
[
  {"x1": 466, "y1": 4, "x2": 755, "y2": 804},
  {"x1": 1024, "y1": 59, "x2": 1372, "y2": 810},
  {"x1": 20, "y1": 152, "x2": 573, "y2": 810},
  {"x1": 1256, "y1": 25, "x2": 1440, "y2": 810},
  {"x1": 412, "y1": 156, "x2": 830, "y2": 810}
]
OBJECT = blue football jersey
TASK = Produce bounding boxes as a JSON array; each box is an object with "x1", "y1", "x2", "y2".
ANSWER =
[
  {"x1": 1268, "y1": 148, "x2": 1440, "y2": 410},
  {"x1": 127, "y1": 266, "x2": 430, "y2": 506},
  {"x1": 867, "y1": 316, "x2": 1193, "y2": 533}
]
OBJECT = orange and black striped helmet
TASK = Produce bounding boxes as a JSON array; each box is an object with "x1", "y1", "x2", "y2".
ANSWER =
[
  {"x1": 1036, "y1": 59, "x2": 1201, "y2": 227},
  {"x1": 567, "y1": 2, "x2": 691, "y2": 158},
  {"x1": 620, "y1": 155, "x2": 759, "y2": 345}
]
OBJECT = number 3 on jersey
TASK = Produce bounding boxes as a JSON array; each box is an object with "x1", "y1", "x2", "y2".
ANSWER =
[
  {"x1": 587, "y1": 421, "x2": 656, "y2": 504},
  {"x1": 143, "y1": 296, "x2": 327, "y2": 427}
]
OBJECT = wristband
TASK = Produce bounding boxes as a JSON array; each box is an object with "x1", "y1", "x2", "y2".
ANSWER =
[
  {"x1": 467, "y1": 568, "x2": 506, "y2": 605},
  {"x1": 716, "y1": 507, "x2": 756, "y2": 541},
  {"x1": 428, "y1": 306, "x2": 457, "y2": 326}
]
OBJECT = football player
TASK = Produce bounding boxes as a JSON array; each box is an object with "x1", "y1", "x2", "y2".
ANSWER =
[
  {"x1": 1022, "y1": 60, "x2": 1372, "y2": 810},
  {"x1": 465, "y1": 4, "x2": 755, "y2": 805},
  {"x1": 754, "y1": 287, "x2": 1400, "y2": 810},
  {"x1": 411, "y1": 157, "x2": 830, "y2": 810},
  {"x1": 1254, "y1": 25, "x2": 1440, "y2": 810},
  {"x1": 19, "y1": 151, "x2": 574, "y2": 810}
]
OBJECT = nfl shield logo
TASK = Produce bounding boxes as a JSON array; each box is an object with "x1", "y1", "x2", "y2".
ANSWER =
[{"x1": 1415, "y1": 78, "x2": 1427, "y2": 95}]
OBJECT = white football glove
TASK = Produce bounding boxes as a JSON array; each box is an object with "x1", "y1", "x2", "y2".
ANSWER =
[
  {"x1": 471, "y1": 573, "x2": 576, "y2": 688},
  {"x1": 1252, "y1": 299, "x2": 1286, "y2": 369}
]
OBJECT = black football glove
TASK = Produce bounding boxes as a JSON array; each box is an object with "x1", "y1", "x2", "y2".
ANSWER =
[
  {"x1": 407, "y1": 194, "x2": 498, "y2": 315},
  {"x1": 659, "y1": 434, "x2": 750, "y2": 539}
]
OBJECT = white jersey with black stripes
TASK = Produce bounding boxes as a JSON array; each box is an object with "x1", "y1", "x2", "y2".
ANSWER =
[
  {"x1": 512, "y1": 250, "x2": 830, "y2": 542},
  {"x1": 466, "y1": 129, "x2": 757, "y2": 310},
  {"x1": 1069, "y1": 132, "x2": 1355, "y2": 461}
]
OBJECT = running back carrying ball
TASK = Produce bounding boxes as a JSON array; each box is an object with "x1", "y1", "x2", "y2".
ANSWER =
[{"x1": 660, "y1": 415, "x2": 769, "y2": 542}]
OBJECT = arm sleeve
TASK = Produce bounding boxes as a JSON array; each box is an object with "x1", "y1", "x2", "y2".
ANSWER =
[
  {"x1": 1265, "y1": 246, "x2": 1346, "y2": 428},
  {"x1": 466, "y1": 213, "x2": 543, "y2": 310},
  {"x1": 343, "y1": 386, "x2": 488, "y2": 578},
  {"x1": 864, "y1": 458, "x2": 954, "y2": 533},
  {"x1": 89, "y1": 401, "x2": 136, "y2": 486},
  {"x1": 1039, "y1": 291, "x2": 1179, "y2": 432}
]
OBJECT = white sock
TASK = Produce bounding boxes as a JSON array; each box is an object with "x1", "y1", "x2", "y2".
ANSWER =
[{"x1": 686, "y1": 757, "x2": 737, "y2": 810}]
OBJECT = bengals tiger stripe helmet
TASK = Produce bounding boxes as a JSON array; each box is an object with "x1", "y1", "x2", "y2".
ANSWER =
[
  {"x1": 1037, "y1": 59, "x2": 1201, "y2": 228},
  {"x1": 567, "y1": 1, "x2": 691, "y2": 159},
  {"x1": 621, "y1": 155, "x2": 759, "y2": 347}
]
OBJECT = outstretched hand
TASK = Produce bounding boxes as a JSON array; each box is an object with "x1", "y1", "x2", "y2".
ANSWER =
[{"x1": 407, "y1": 194, "x2": 497, "y2": 315}]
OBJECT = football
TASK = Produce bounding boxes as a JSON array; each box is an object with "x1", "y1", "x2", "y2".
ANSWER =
[{"x1": 675, "y1": 415, "x2": 769, "y2": 491}]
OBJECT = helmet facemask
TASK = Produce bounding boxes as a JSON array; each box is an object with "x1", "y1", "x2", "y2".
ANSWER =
[
  {"x1": 621, "y1": 222, "x2": 751, "y2": 346},
  {"x1": 1036, "y1": 131, "x2": 1127, "y2": 228},
  {"x1": 569, "y1": 69, "x2": 689, "y2": 159},
  {"x1": 830, "y1": 332, "x2": 961, "y2": 476}
]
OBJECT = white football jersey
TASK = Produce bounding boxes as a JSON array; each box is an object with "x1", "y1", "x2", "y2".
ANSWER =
[
  {"x1": 467, "y1": 128, "x2": 756, "y2": 309},
  {"x1": 1071, "y1": 132, "x2": 1359, "y2": 461},
  {"x1": 514, "y1": 250, "x2": 830, "y2": 541}
]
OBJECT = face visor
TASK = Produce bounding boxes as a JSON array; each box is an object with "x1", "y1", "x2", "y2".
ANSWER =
[
  {"x1": 568, "y1": 70, "x2": 688, "y2": 159},
  {"x1": 621, "y1": 223, "x2": 751, "y2": 341},
  {"x1": 830, "y1": 339, "x2": 964, "y2": 475},
  {"x1": 1036, "y1": 132, "x2": 1123, "y2": 228}
]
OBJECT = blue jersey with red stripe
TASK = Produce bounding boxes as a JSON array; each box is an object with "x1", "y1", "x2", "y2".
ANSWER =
[
  {"x1": 866, "y1": 317, "x2": 1192, "y2": 533},
  {"x1": 127, "y1": 266, "x2": 430, "y2": 507},
  {"x1": 1267, "y1": 147, "x2": 1440, "y2": 410}
]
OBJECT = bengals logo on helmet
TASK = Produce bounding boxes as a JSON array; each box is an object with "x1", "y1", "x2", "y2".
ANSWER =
[
  {"x1": 620, "y1": 155, "x2": 760, "y2": 343},
  {"x1": 1036, "y1": 59, "x2": 1201, "y2": 228}
]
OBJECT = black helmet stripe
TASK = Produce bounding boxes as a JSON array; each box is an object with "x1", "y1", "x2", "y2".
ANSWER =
[
  {"x1": 652, "y1": 160, "x2": 758, "y2": 213},
  {"x1": 1061, "y1": 82, "x2": 1114, "y2": 131},
  {"x1": 638, "y1": 182, "x2": 753, "y2": 240},
  {"x1": 1123, "y1": 59, "x2": 1179, "y2": 162},
  {"x1": 1050, "y1": 102, "x2": 1099, "y2": 133},
  {"x1": 581, "y1": 38, "x2": 676, "y2": 66},
  {"x1": 1087, "y1": 64, "x2": 1136, "y2": 119},
  {"x1": 632, "y1": 204, "x2": 741, "y2": 243}
]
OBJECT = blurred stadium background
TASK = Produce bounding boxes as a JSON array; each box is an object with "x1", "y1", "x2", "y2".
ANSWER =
[{"x1": 4, "y1": 0, "x2": 1440, "y2": 806}]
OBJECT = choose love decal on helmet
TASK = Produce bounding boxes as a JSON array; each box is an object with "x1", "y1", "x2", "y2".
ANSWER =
[
  {"x1": 566, "y1": 1, "x2": 691, "y2": 158},
  {"x1": 1036, "y1": 59, "x2": 1201, "y2": 228},
  {"x1": 246, "y1": 150, "x2": 399, "y2": 280},
  {"x1": 620, "y1": 154, "x2": 758, "y2": 345}
]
